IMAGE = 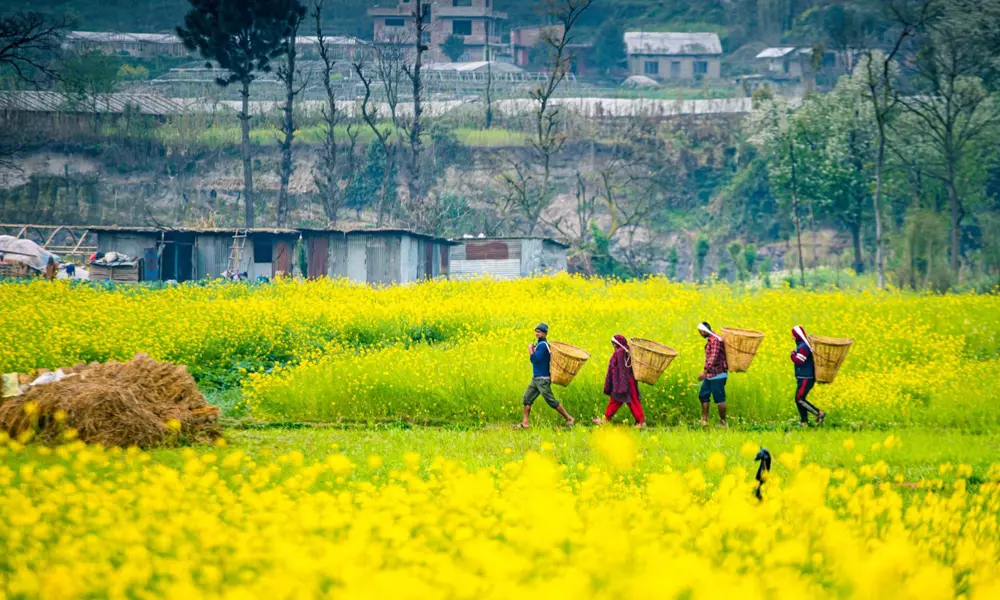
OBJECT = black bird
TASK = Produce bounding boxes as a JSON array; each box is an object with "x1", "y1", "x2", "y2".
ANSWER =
[{"x1": 754, "y1": 447, "x2": 771, "y2": 501}]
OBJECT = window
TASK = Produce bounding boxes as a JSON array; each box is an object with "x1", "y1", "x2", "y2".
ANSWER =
[
  {"x1": 643, "y1": 61, "x2": 659, "y2": 75},
  {"x1": 254, "y1": 240, "x2": 273, "y2": 263},
  {"x1": 453, "y1": 0, "x2": 473, "y2": 6},
  {"x1": 670, "y1": 61, "x2": 680, "y2": 77},
  {"x1": 693, "y1": 61, "x2": 708, "y2": 75},
  {"x1": 452, "y1": 20, "x2": 472, "y2": 36},
  {"x1": 385, "y1": 18, "x2": 405, "y2": 28},
  {"x1": 421, "y1": 31, "x2": 431, "y2": 45}
]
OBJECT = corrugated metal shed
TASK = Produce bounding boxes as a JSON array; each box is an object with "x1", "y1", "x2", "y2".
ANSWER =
[
  {"x1": 194, "y1": 234, "x2": 230, "y2": 280},
  {"x1": 449, "y1": 237, "x2": 568, "y2": 280},
  {"x1": 624, "y1": 32, "x2": 723, "y2": 56},
  {"x1": 96, "y1": 231, "x2": 158, "y2": 259}
]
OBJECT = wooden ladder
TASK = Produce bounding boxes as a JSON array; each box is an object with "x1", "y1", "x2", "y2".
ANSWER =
[{"x1": 226, "y1": 230, "x2": 247, "y2": 276}]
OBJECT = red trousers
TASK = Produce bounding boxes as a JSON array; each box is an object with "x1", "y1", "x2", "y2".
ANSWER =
[{"x1": 604, "y1": 377, "x2": 645, "y2": 423}]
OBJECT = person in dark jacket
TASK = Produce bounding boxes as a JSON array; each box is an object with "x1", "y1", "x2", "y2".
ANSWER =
[
  {"x1": 515, "y1": 323, "x2": 575, "y2": 429},
  {"x1": 697, "y1": 322, "x2": 728, "y2": 427},
  {"x1": 593, "y1": 335, "x2": 647, "y2": 428},
  {"x1": 791, "y1": 325, "x2": 826, "y2": 426}
]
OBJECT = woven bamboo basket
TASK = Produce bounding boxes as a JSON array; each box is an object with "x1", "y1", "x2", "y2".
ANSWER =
[
  {"x1": 719, "y1": 327, "x2": 765, "y2": 373},
  {"x1": 548, "y1": 341, "x2": 591, "y2": 387},
  {"x1": 808, "y1": 335, "x2": 854, "y2": 384},
  {"x1": 629, "y1": 338, "x2": 678, "y2": 385}
]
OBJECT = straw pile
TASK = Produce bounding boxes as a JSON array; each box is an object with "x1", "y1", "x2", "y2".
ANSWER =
[
  {"x1": 549, "y1": 341, "x2": 591, "y2": 387},
  {"x1": 0, "y1": 354, "x2": 220, "y2": 448}
]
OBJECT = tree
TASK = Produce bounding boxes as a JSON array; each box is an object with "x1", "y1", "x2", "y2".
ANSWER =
[
  {"x1": 666, "y1": 246, "x2": 679, "y2": 280},
  {"x1": 748, "y1": 96, "x2": 815, "y2": 287},
  {"x1": 592, "y1": 19, "x2": 625, "y2": 78},
  {"x1": 59, "y1": 52, "x2": 121, "y2": 134},
  {"x1": 353, "y1": 50, "x2": 396, "y2": 226},
  {"x1": 743, "y1": 243, "x2": 757, "y2": 277},
  {"x1": 695, "y1": 236, "x2": 710, "y2": 284},
  {"x1": 0, "y1": 11, "x2": 71, "y2": 85},
  {"x1": 728, "y1": 242, "x2": 746, "y2": 282},
  {"x1": 855, "y1": 1, "x2": 929, "y2": 288},
  {"x1": 346, "y1": 143, "x2": 396, "y2": 219},
  {"x1": 807, "y1": 75, "x2": 875, "y2": 274},
  {"x1": 401, "y1": 1, "x2": 432, "y2": 232},
  {"x1": 498, "y1": 0, "x2": 593, "y2": 234},
  {"x1": 440, "y1": 34, "x2": 466, "y2": 63},
  {"x1": 177, "y1": 0, "x2": 304, "y2": 228},
  {"x1": 898, "y1": 0, "x2": 1000, "y2": 272},
  {"x1": 275, "y1": 1, "x2": 307, "y2": 227},
  {"x1": 311, "y1": 0, "x2": 358, "y2": 225}
]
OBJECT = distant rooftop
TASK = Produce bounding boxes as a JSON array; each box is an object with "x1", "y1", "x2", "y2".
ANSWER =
[
  {"x1": 425, "y1": 61, "x2": 524, "y2": 74},
  {"x1": 66, "y1": 31, "x2": 358, "y2": 47},
  {"x1": 624, "y1": 32, "x2": 723, "y2": 56},
  {"x1": 756, "y1": 47, "x2": 797, "y2": 58}
]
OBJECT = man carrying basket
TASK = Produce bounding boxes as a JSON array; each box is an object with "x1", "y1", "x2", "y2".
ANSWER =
[
  {"x1": 515, "y1": 323, "x2": 576, "y2": 429},
  {"x1": 697, "y1": 322, "x2": 728, "y2": 428}
]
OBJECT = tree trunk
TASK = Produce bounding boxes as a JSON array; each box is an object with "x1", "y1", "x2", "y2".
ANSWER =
[
  {"x1": 850, "y1": 221, "x2": 864, "y2": 274},
  {"x1": 276, "y1": 38, "x2": 296, "y2": 228},
  {"x1": 789, "y1": 137, "x2": 805, "y2": 287},
  {"x1": 376, "y1": 146, "x2": 392, "y2": 227},
  {"x1": 873, "y1": 132, "x2": 886, "y2": 289},
  {"x1": 946, "y1": 160, "x2": 963, "y2": 273},
  {"x1": 240, "y1": 80, "x2": 255, "y2": 228}
]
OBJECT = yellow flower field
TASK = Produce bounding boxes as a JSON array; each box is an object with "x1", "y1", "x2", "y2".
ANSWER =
[
  {"x1": 1, "y1": 427, "x2": 999, "y2": 600},
  {"x1": 2, "y1": 276, "x2": 998, "y2": 427}
]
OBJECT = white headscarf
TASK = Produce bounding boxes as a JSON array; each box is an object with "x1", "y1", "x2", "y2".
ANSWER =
[
  {"x1": 698, "y1": 322, "x2": 723, "y2": 341},
  {"x1": 792, "y1": 325, "x2": 813, "y2": 352}
]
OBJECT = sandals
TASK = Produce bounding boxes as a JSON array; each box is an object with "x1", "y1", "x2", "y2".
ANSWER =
[
  {"x1": 817, "y1": 412, "x2": 826, "y2": 425},
  {"x1": 512, "y1": 423, "x2": 530, "y2": 430}
]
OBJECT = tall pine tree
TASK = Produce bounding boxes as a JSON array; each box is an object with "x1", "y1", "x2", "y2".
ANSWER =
[{"x1": 178, "y1": 0, "x2": 303, "y2": 227}]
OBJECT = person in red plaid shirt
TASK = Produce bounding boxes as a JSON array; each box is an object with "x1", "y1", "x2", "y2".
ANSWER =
[{"x1": 697, "y1": 322, "x2": 729, "y2": 427}]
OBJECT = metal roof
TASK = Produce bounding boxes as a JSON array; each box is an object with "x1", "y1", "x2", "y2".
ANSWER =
[
  {"x1": 67, "y1": 31, "x2": 182, "y2": 44},
  {"x1": 756, "y1": 47, "x2": 797, "y2": 58},
  {"x1": 453, "y1": 236, "x2": 570, "y2": 249},
  {"x1": 426, "y1": 61, "x2": 524, "y2": 74},
  {"x1": 88, "y1": 226, "x2": 301, "y2": 235},
  {"x1": 300, "y1": 227, "x2": 456, "y2": 244},
  {"x1": 0, "y1": 91, "x2": 195, "y2": 116},
  {"x1": 624, "y1": 32, "x2": 722, "y2": 56}
]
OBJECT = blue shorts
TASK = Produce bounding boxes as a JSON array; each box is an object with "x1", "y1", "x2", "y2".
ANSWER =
[{"x1": 699, "y1": 378, "x2": 727, "y2": 404}]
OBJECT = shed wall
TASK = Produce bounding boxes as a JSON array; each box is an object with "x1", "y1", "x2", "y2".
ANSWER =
[{"x1": 97, "y1": 232, "x2": 157, "y2": 260}]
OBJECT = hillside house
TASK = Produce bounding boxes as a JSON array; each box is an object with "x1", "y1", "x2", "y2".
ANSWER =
[
  {"x1": 369, "y1": 0, "x2": 507, "y2": 62},
  {"x1": 449, "y1": 237, "x2": 567, "y2": 279},
  {"x1": 624, "y1": 32, "x2": 722, "y2": 81}
]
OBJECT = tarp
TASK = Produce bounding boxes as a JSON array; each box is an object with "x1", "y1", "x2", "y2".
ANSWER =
[{"x1": 0, "y1": 235, "x2": 60, "y2": 271}]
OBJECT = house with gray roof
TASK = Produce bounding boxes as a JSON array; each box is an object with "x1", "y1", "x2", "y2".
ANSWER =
[{"x1": 624, "y1": 32, "x2": 722, "y2": 81}]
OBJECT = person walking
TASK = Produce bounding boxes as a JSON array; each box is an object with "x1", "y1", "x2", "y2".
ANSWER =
[
  {"x1": 697, "y1": 322, "x2": 728, "y2": 427},
  {"x1": 790, "y1": 325, "x2": 826, "y2": 426},
  {"x1": 593, "y1": 335, "x2": 647, "y2": 428},
  {"x1": 515, "y1": 323, "x2": 575, "y2": 429}
]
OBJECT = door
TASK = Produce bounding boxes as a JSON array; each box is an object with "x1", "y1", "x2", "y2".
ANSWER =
[
  {"x1": 143, "y1": 247, "x2": 160, "y2": 281},
  {"x1": 272, "y1": 240, "x2": 292, "y2": 277},
  {"x1": 306, "y1": 236, "x2": 328, "y2": 279}
]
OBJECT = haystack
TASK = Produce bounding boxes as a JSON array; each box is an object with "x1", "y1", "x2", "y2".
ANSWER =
[{"x1": 0, "y1": 354, "x2": 220, "y2": 448}]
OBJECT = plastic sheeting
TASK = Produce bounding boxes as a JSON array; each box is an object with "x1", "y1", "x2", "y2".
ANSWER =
[{"x1": 0, "y1": 235, "x2": 60, "y2": 271}]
